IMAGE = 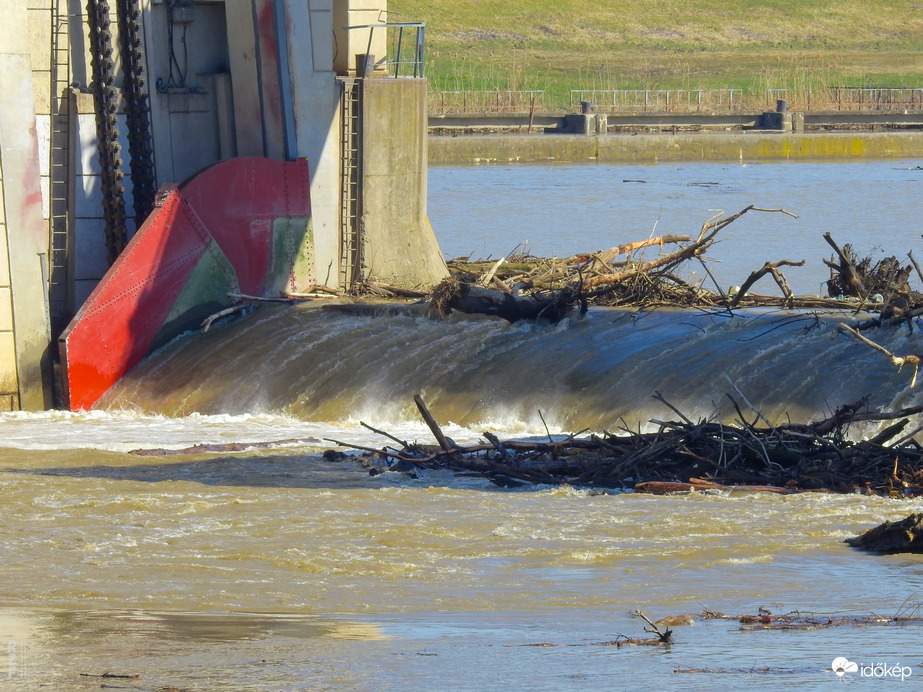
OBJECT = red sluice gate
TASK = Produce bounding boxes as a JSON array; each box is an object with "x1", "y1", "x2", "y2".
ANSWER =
[{"x1": 59, "y1": 157, "x2": 312, "y2": 411}]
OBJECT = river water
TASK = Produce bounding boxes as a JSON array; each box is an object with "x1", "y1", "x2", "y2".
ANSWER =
[
  {"x1": 2, "y1": 158, "x2": 923, "y2": 690},
  {"x1": 428, "y1": 159, "x2": 923, "y2": 296}
]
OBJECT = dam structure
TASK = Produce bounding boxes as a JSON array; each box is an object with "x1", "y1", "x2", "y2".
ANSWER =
[{"x1": 0, "y1": 0, "x2": 447, "y2": 410}]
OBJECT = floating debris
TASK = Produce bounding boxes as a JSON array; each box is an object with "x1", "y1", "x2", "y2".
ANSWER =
[
  {"x1": 846, "y1": 512, "x2": 923, "y2": 554},
  {"x1": 326, "y1": 394, "x2": 923, "y2": 496},
  {"x1": 431, "y1": 207, "x2": 923, "y2": 321}
]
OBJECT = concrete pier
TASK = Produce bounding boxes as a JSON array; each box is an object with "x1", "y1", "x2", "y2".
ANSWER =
[
  {"x1": 0, "y1": 2, "x2": 54, "y2": 410},
  {"x1": 1, "y1": 0, "x2": 447, "y2": 410},
  {"x1": 429, "y1": 131, "x2": 923, "y2": 165},
  {"x1": 360, "y1": 78, "x2": 447, "y2": 288}
]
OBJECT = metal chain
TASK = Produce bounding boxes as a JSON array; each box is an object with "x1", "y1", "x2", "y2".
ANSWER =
[
  {"x1": 86, "y1": 0, "x2": 127, "y2": 265},
  {"x1": 116, "y1": 0, "x2": 156, "y2": 228}
]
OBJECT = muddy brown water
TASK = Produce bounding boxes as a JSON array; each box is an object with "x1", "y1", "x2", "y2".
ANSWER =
[{"x1": 2, "y1": 159, "x2": 923, "y2": 689}]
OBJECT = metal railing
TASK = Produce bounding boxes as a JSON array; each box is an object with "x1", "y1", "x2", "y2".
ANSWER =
[
  {"x1": 570, "y1": 89, "x2": 743, "y2": 112},
  {"x1": 429, "y1": 89, "x2": 545, "y2": 113},
  {"x1": 766, "y1": 87, "x2": 923, "y2": 111},
  {"x1": 427, "y1": 87, "x2": 923, "y2": 114},
  {"x1": 345, "y1": 22, "x2": 426, "y2": 78}
]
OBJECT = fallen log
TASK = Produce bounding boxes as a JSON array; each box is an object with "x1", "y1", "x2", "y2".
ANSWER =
[
  {"x1": 414, "y1": 394, "x2": 457, "y2": 454},
  {"x1": 566, "y1": 235, "x2": 692, "y2": 275},
  {"x1": 430, "y1": 278, "x2": 576, "y2": 323},
  {"x1": 823, "y1": 232, "x2": 869, "y2": 298},
  {"x1": 634, "y1": 609, "x2": 673, "y2": 643},
  {"x1": 846, "y1": 513, "x2": 923, "y2": 553},
  {"x1": 583, "y1": 206, "x2": 796, "y2": 293},
  {"x1": 634, "y1": 480, "x2": 801, "y2": 495},
  {"x1": 838, "y1": 323, "x2": 921, "y2": 387}
]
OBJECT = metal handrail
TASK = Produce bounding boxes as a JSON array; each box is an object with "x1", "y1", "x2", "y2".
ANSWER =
[
  {"x1": 423, "y1": 86, "x2": 923, "y2": 113},
  {"x1": 430, "y1": 89, "x2": 545, "y2": 113},
  {"x1": 569, "y1": 89, "x2": 743, "y2": 111},
  {"x1": 766, "y1": 87, "x2": 923, "y2": 110},
  {"x1": 344, "y1": 22, "x2": 426, "y2": 78}
]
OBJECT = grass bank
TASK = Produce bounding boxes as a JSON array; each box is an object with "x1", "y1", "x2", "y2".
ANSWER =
[{"x1": 389, "y1": 0, "x2": 923, "y2": 109}]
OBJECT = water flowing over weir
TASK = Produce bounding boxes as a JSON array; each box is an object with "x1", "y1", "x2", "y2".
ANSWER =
[{"x1": 100, "y1": 301, "x2": 921, "y2": 432}]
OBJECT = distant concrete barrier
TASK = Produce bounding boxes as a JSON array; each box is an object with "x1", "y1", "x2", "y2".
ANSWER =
[{"x1": 429, "y1": 132, "x2": 923, "y2": 165}]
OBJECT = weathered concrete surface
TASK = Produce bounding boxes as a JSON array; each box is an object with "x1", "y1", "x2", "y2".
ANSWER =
[
  {"x1": 0, "y1": 133, "x2": 15, "y2": 411},
  {"x1": 430, "y1": 132, "x2": 923, "y2": 165},
  {"x1": 283, "y1": 0, "x2": 341, "y2": 291},
  {"x1": 332, "y1": 0, "x2": 387, "y2": 75},
  {"x1": 361, "y1": 78, "x2": 448, "y2": 289},
  {"x1": 0, "y1": 51, "x2": 53, "y2": 409}
]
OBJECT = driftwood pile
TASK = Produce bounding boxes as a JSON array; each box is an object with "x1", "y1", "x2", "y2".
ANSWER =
[
  {"x1": 325, "y1": 394, "x2": 923, "y2": 497},
  {"x1": 636, "y1": 602, "x2": 921, "y2": 637},
  {"x1": 227, "y1": 206, "x2": 923, "y2": 329},
  {"x1": 270, "y1": 208, "x2": 923, "y2": 499},
  {"x1": 428, "y1": 207, "x2": 923, "y2": 399},
  {"x1": 227, "y1": 205, "x2": 923, "y2": 333},
  {"x1": 430, "y1": 206, "x2": 923, "y2": 323},
  {"x1": 530, "y1": 603, "x2": 923, "y2": 655}
]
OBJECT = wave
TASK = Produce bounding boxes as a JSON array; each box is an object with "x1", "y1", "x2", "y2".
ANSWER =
[{"x1": 99, "y1": 301, "x2": 922, "y2": 432}]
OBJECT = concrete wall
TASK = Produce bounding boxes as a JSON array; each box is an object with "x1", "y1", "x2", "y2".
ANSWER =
[
  {"x1": 0, "y1": 118, "x2": 16, "y2": 412},
  {"x1": 69, "y1": 0, "x2": 319, "y2": 296},
  {"x1": 284, "y1": 0, "x2": 342, "y2": 289},
  {"x1": 429, "y1": 132, "x2": 923, "y2": 165},
  {"x1": 66, "y1": 0, "x2": 441, "y2": 314},
  {"x1": 360, "y1": 77, "x2": 447, "y2": 288},
  {"x1": 27, "y1": 0, "x2": 53, "y2": 225},
  {"x1": 71, "y1": 90, "x2": 135, "y2": 310},
  {"x1": 0, "y1": 0, "x2": 54, "y2": 409},
  {"x1": 141, "y1": 0, "x2": 238, "y2": 184},
  {"x1": 333, "y1": 0, "x2": 387, "y2": 75},
  {"x1": 65, "y1": 0, "x2": 441, "y2": 309}
]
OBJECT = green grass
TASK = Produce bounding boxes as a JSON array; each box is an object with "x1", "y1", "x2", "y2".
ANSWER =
[{"x1": 389, "y1": 0, "x2": 923, "y2": 109}]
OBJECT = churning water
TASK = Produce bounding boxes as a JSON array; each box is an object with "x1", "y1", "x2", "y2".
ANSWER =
[
  {"x1": 99, "y1": 302, "x2": 923, "y2": 433},
  {"x1": 1, "y1": 159, "x2": 923, "y2": 690}
]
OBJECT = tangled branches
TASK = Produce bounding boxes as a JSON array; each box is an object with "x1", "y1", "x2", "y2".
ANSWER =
[
  {"x1": 326, "y1": 395, "x2": 923, "y2": 497},
  {"x1": 435, "y1": 206, "x2": 827, "y2": 321}
]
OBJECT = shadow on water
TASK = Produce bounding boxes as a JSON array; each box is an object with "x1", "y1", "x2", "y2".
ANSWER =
[
  {"x1": 37, "y1": 609, "x2": 389, "y2": 643},
  {"x1": 0, "y1": 452, "x2": 502, "y2": 491}
]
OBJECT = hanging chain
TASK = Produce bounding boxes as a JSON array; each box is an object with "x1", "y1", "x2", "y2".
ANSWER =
[
  {"x1": 117, "y1": 0, "x2": 156, "y2": 228},
  {"x1": 86, "y1": 0, "x2": 127, "y2": 265}
]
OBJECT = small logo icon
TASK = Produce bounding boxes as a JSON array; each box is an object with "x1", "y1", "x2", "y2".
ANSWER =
[
  {"x1": 832, "y1": 657, "x2": 859, "y2": 677},
  {"x1": 7, "y1": 640, "x2": 27, "y2": 679}
]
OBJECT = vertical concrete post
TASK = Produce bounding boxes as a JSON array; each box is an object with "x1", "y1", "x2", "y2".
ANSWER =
[
  {"x1": 0, "y1": 51, "x2": 54, "y2": 409},
  {"x1": 283, "y1": 0, "x2": 342, "y2": 286},
  {"x1": 223, "y1": 0, "x2": 266, "y2": 157},
  {"x1": 0, "y1": 126, "x2": 16, "y2": 411},
  {"x1": 358, "y1": 77, "x2": 448, "y2": 288},
  {"x1": 333, "y1": 0, "x2": 387, "y2": 76}
]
